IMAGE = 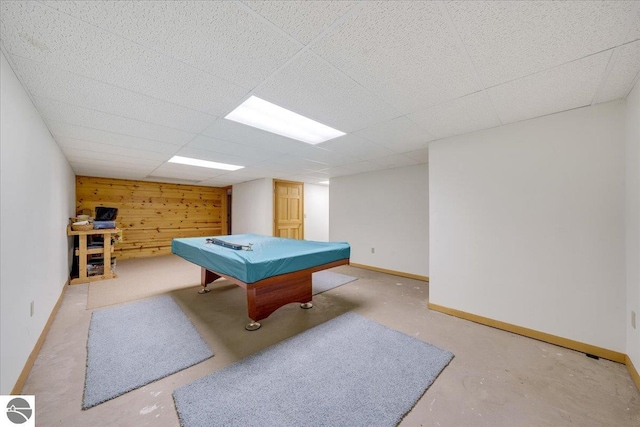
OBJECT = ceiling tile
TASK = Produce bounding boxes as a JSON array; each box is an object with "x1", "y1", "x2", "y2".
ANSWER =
[
  {"x1": 596, "y1": 41, "x2": 640, "y2": 103},
  {"x1": 142, "y1": 176, "x2": 205, "y2": 186},
  {"x1": 625, "y1": 6, "x2": 640, "y2": 42},
  {"x1": 310, "y1": 1, "x2": 480, "y2": 114},
  {"x1": 329, "y1": 161, "x2": 386, "y2": 176},
  {"x1": 317, "y1": 134, "x2": 396, "y2": 161},
  {"x1": 55, "y1": 136, "x2": 170, "y2": 161},
  {"x1": 172, "y1": 147, "x2": 250, "y2": 168},
  {"x1": 61, "y1": 147, "x2": 163, "y2": 168},
  {"x1": 186, "y1": 135, "x2": 282, "y2": 163},
  {"x1": 403, "y1": 147, "x2": 430, "y2": 164},
  {"x1": 286, "y1": 145, "x2": 358, "y2": 167},
  {"x1": 353, "y1": 116, "x2": 434, "y2": 153},
  {"x1": 244, "y1": 1, "x2": 357, "y2": 45},
  {"x1": 1, "y1": 1, "x2": 248, "y2": 116},
  {"x1": 35, "y1": 98, "x2": 195, "y2": 145},
  {"x1": 148, "y1": 163, "x2": 228, "y2": 181},
  {"x1": 9, "y1": 56, "x2": 216, "y2": 133},
  {"x1": 487, "y1": 52, "x2": 610, "y2": 125},
  {"x1": 201, "y1": 119, "x2": 305, "y2": 154},
  {"x1": 70, "y1": 164, "x2": 150, "y2": 181},
  {"x1": 446, "y1": 0, "x2": 635, "y2": 87},
  {"x1": 255, "y1": 50, "x2": 399, "y2": 133},
  {"x1": 66, "y1": 155, "x2": 157, "y2": 174},
  {"x1": 408, "y1": 91, "x2": 501, "y2": 139},
  {"x1": 370, "y1": 154, "x2": 419, "y2": 168},
  {"x1": 46, "y1": 121, "x2": 183, "y2": 154},
  {"x1": 40, "y1": 0, "x2": 301, "y2": 89}
]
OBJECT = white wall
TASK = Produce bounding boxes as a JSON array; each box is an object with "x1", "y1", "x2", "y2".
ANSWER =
[
  {"x1": 0, "y1": 52, "x2": 76, "y2": 393},
  {"x1": 232, "y1": 179, "x2": 330, "y2": 241},
  {"x1": 626, "y1": 81, "x2": 640, "y2": 369},
  {"x1": 429, "y1": 101, "x2": 626, "y2": 352},
  {"x1": 330, "y1": 164, "x2": 429, "y2": 277},
  {"x1": 304, "y1": 184, "x2": 329, "y2": 242},
  {"x1": 232, "y1": 178, "x2": 273, "y2": 236}
]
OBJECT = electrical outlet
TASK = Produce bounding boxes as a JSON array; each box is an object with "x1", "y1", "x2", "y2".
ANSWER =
[
  {"x1": 30, "y1": 301, "x2": 34, "y2": 317},
  {"x1": 632, "y1": 311, "x2": 637, "y2": 330},
  {"x1": 371, "y1": 247, "x2": 375, "y2": 254}
]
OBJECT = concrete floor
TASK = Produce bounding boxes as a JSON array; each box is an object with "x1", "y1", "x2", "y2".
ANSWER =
[{"x1": 23, "y1": 256, "x2": 640, "y2": 426}]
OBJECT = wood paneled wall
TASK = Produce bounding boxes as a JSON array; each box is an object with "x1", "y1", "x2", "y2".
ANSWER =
[{"x1": 76, "y1": 176, "x2": 227, "y2": 259}]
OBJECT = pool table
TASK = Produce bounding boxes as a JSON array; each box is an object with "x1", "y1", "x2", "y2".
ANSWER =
[{"x1": 172, "y1": 234, "x2": 351, "y2": 330}]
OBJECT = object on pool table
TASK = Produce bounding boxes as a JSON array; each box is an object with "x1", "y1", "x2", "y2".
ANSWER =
[
  {"x1": 205, "y1": 237, "x2": 253, "y2": 251},
  {"x1": 172, "y1": 234, "x2": 350, "y2": 331}
]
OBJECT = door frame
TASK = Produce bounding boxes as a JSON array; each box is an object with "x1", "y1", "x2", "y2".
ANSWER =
[{"x1": 273, "y1": 179, "x2": 304, "y2": 239}]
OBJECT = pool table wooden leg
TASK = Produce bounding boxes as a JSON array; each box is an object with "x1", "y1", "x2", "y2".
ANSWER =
[
  {"x1": 199, "y1": 268, "x2": 221, "y2": 294},
  {"x1": 245, "y1": 272, "x2": 313, "y2": 327}
]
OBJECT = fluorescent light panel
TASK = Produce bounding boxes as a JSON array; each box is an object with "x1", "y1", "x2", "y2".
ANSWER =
[
  {"x1": 225, "y1": 96, "x2": 345, "y2": 145},
  {"x1": 168, "y1": 156, "x2": 244, "y2": 171},
  {"x1": 319, "y1": 180, "x2": 330, "y2": 185}
]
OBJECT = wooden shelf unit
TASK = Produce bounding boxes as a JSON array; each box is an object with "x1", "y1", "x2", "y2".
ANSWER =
[{"x1": 67, "y1": 226, "x2": 120, "y2": 285}]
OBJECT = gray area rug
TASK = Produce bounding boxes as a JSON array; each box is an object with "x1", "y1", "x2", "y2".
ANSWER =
[
  {"x1": 312, "y1": 270, "x2": 358, "y2": 295},
  {"x1": 173, "y1": 312, "x2": 453, "y2": 427},
  {"x1": 83, "y1": 295, "x2": 213, "y2": 409}
]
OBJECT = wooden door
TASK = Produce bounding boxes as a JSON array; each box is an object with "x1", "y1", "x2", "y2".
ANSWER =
[{"x1": 273, "y1": 180, "x2": 304, "y2": 239}]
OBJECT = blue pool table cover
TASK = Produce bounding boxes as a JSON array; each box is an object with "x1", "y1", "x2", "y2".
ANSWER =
[{"x1": 172, "y1": 234, "x2": 351, "y2": 284}]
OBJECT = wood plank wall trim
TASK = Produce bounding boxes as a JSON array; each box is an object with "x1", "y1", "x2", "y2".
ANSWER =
[
  {"x1": 626, "y1": 355, "x2": 640, "y2": 392},
  {"x1": 427, "y1": 302, "x2": 626, "y2": 364},
  {"x1": 349, "y1": 262, "x2": 429, "y2": 282},
  {"x1": 76, "y1": 176, "x2": 227, "y2": 259},
  {"x1": 11, "y1": 281, "x2": 68, "y2": 395}
]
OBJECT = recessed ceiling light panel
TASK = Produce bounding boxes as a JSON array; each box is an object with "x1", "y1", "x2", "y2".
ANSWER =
[
  {"x1": 168, "y1": 156, "x2": 244, "y2": 171},
  {"x1": 225, "y1": 96, "x2": 345, "y2": 145}
]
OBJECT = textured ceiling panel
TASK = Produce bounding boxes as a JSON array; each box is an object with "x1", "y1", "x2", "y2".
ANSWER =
[
  {"x1": 147, "y1": 163, "x2": 228, "y2": 181},
  {"x1": 256, "y1": 50, "x2": 399, "y2": 133},
  {"x1": 56, "y1": 136, "x2": 170, "y2": 161},
  {"x1": 488, "y1": 52, "x2": 610, "y2": 125},
  {"x1": 71, "y1": 165, "x2": 149, "y2": 181},
  {"x1": 317, "y1": 134, "x2": 396, "y2": 161},
  {"x1": 370, "y1": 154, "x2": 419, "y2": 168},
  {"x1": 447, "y1": 0, "x2": 635, "y2": 87},
  {"x1": 173, "y1": 147, "x2": 254, "y2": 168},
  {"x1": 36, "y1": 99, "x2": 195, "y2": 146},
  {"x1": 311, "y1": 1, "x2": 479, "y2": 114},
  {"x1": 353, "y1": 116, "x2": 434, "y2": 153},
  {"x1": 626, "y1": 7, "x2": 640, "y2": 42},
  {"x1": 408, "y1": 91, "x2": 502, "y2": 140},
  {"x1": 61, "y1": 146, "x2": 163, "y2": 168},
  {"x1": 1, "y1": 1, "x2": 248, "y2": 116},
  {"x1": 186, "y1": 135, "x2": 283, "y2": 163},
  {"x1": 286, "y1": 145, "x2": 358, "y2": 167},
  {"x1": 45, "y1": 121, "x2": 184, "y2": 155},
  {"x1": 325, "y1": 161, "x2": 387, "y2": 177},
  {"x1": 596, "y1": 41, "x2": 640, "y2": 103},
  {"x1": 9, "y1": 56, "x2": 215, "y2": 133},
  {"x1": 41, "y1": 0, "x2": 300, "y2": 89},
  {"x1": 1, "y1": 1, "x2": 637, "y2": 187},
  {"x1": 403, "y1": 147, "x2": 430, "y2": 164},
  {"x1": 201, "y1": 118, "x2": 305, "y2": 154},
  {"x1": 243, "y1": 0, "x2": 357, "y2": 45}
]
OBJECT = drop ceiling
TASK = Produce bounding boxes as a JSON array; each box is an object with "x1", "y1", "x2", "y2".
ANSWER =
[{"x1": 1, "y1": 1, "x2": 638, "y2": 187}]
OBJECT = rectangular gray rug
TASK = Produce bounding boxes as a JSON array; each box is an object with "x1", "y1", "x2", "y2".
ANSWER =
[
  {"x1": 312, "y1": 270, "x2": 358, "y2": 295},
  {"x1": 83, "y1": 295, "x2": 213, "y2": 409},
  {"x1": 173, "y1": 312, "x2": 453, "y2": 427}
]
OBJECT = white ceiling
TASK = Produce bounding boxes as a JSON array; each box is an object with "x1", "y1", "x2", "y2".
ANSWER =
[{"x1": 1, "y1": 1, "x2": 639, "y2": 187}]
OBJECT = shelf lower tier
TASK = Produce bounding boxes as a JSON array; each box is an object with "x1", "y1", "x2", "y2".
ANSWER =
[{"x1": 70, "y1": 273, "x2": 118, "y2": 285}]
